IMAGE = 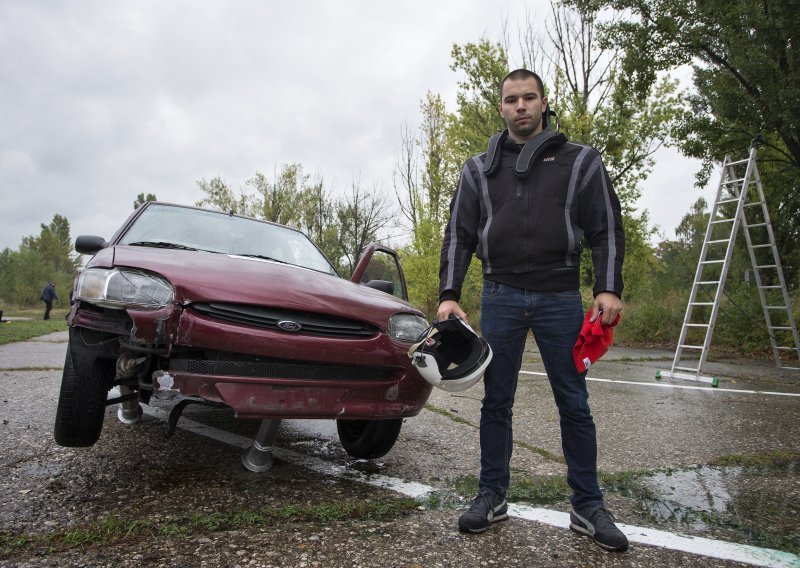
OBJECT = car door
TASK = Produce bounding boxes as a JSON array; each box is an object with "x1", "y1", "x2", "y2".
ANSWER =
[{"x1": 349, "y1": 243, "x2": 409, "y2": 301}]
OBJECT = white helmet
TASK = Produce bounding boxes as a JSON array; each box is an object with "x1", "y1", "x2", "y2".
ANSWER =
[{"x1": 408, "y1": 316, "x2": 492, "y2": 392}]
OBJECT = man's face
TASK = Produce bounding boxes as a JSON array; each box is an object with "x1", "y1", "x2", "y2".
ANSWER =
[{"x1": 499, "y1": 77, "x2": 548, "y2": 143}]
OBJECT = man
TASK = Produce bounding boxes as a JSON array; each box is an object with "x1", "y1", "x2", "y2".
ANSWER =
[
  {"x1": 41, "y1": 281, "x2": 59, "y2": 320},
  {"x1": 437, "y1": 69, "x2": 627, "y2": 551}
]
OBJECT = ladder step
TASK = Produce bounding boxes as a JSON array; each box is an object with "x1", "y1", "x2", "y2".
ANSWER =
[
  {"x1": 755, "y1": 264, "x2": 777, "y2": 269},
  {"x1": 776, "y1": 346, "x2": 799, "y2": 351},
  {"x1": 743, "y1": 202, "x2": 762, "y2": 208},
  {"x1": 697, "y1": 281, "x2": 720, "y2": 285},
  {"x1": 674, "y1": 365, "x2": 700, "y2": 373},
  {"x1": 710, "y1": 219, "x2": 735, "y2": 225},
  {"x1": 690, "y1": 302, "x2": 714, "y2": 306},
  {"x1": 707, "y1": 239, "x2": 731, "y2": 245},
  {"x1": 770, "y1": 326, "x2": 792, "y2": 331},
  {"x1": 700, "y1": 260, "x2": 725, "y2": 265},
  {"x1": 766, "y1": 305, "x2": 788, "y2": 310},
  {"x1": 716, "y1": 198, "x2": 739, "y2": 205},
  {"x1": 685, "y1": 323, "x2": 710, "y2": 327},
  {"x1": 760, "y1": 285, "x2": 782, "y2": 289},
  {"x1": 678, "y1": 345, "x2": 703, "y2": 350},
  {"x1": 747, "y1": 223, "x2": 768, "y2": 228},
  {"x1": 721, "y1": 176, "x2": 746, "y2": 184},
  {"x1": 727, "y1": 158, "x2": 750, "y2": 166},
  {"x1": 750, "y1": 244, "x2": 771, "y2": 249}
]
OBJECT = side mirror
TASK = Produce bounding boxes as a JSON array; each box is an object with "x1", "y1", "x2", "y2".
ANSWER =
[
  {"x1": 364, "y1": 280, "x2": 394, "y2": 295},
  {"x1": 75, "y1": 235, "x2": 108, "y2": 254}
]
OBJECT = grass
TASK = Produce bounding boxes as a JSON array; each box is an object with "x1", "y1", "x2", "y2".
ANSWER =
[
  {"x1": 443, "y1": 468, "x2": 651, "y2": 509},
  {"x1": 423, "y1": 404, "x2": 476, "y2": 427},
  {"x1": 0, "y1": 496, "x2": 420, "y2": 559},
  {"x1": 708, "y1": 450, "x2": 800, "y2": 468},
  {"x1": 0, "y1": 306, "x2": 69, "y2": 345}
]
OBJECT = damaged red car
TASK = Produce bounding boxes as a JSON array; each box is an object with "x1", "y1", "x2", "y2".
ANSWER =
[{"x1": 56, "y1": 202, "x2": 432, "y2": 465}]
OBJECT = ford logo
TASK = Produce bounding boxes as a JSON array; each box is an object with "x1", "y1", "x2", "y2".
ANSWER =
[{"x1": 277, "y1": 320, "x2": 302, "y2": 332}]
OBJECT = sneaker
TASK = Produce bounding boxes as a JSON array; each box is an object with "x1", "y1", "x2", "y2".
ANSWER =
[
  {"x1": 570, "y1": 505, "x2": 629, "y2": 551},
  {"x1": 458, "y1": 491, "x2": 509, "y2": 533}
]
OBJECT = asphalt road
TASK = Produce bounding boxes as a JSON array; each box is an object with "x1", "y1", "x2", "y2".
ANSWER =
[{"x1": 1, "y1": 331, "x2": 799, "y2": 567}]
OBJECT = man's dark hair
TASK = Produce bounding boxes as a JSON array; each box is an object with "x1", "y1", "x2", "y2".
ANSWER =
[{"x1": 500, "y1": 69, "x2": 545, "y2": 101}]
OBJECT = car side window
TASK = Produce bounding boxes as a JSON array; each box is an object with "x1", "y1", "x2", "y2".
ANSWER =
[{"x1": 359, "y1": 250, "x2": 406, "y2": 300}]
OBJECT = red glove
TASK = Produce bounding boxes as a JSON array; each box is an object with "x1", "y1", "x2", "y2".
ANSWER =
[{"x1": 573, "y1": 310, "x2": 620, "y2": 373}]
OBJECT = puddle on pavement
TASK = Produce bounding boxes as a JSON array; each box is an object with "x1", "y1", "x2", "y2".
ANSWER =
[
  {"x1": 641, "y1": 466, "x2": 734, "y2": 527},
  {"x1": 637, "y1": 462, "x2": 799, "y2": 553},
  {"x1": 18, "y1": 463, "x2": 64, "y2": 478}
]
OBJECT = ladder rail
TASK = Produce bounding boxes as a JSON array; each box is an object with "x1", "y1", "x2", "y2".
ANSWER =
[
  {"x1": 742, "y1": 158, "x2": 800, "y2": 366},
  {"x1": 670, "y1": 156, "x2": 739, "y2": 375},
  {"x1": 697, "y1": 156, "x2": 753, "y2": 373}
]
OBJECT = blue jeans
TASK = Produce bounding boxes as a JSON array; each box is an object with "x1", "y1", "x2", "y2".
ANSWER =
[{"x1": 478, "y1": 280, "x2": 603, "y2": 509}]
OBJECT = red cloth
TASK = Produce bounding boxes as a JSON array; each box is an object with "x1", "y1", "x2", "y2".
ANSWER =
[{"x1": 573, "y1": 310, "x2": 620, "y2": 373}]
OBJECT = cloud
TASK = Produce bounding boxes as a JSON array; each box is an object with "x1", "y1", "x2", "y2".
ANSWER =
[{"x1": 0, "y1": 0, "x2": 710, "y2": 253}]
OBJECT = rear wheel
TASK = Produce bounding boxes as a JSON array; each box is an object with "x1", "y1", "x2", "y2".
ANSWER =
[
  {"x1": 54, "y1": 349, "x2": 112, "y2": 447},
  {"x1": 336, "y1": 418, "x2": 403, "y2": 459}
]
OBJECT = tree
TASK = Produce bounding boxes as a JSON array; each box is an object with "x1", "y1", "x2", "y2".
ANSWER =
[
  {"x1": 247, "y1": 164, "x2": 306, "y2": 226},
  {"x1": 448, "y1": 40, "x2": 509, "y2": 161},
  {"x1": 195, "y1": 176, "x2": 252, "y2": 215},
  {"x1": 0, "y1": 214, "x2": 80, "y2": 305},
  {"x1": 20, "y1": 214, "x2": 81, "y2": 275},
  {"x1": 393, "y1": 93, "x2": 483, "y2": 318},
  {"x1": 334, "y1": 178, "x2": 392, "y2": 277},
  {"x1": 296, "y1": 175, "x2": 340, "y2": 264},
  {"x1": 133, "y1": 192, "x2": 157, "y2": 209},
  {"x1": 582, "y1": 0, "x2": 800, "y2": 283}
]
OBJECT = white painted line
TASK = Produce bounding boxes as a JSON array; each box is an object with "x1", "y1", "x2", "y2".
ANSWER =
[
  {"x1": 519, "y1": 370, "x2": 800, "y2": 397},
  {"x1": 142, "y1": 406, "x2": 435, "y2": 499},
  {"x1": 511, "y1": 504, "x2": 799, "y2": 568},
  {"x1": 140, "y1": 405, "x2": 799, "y2": 567}
]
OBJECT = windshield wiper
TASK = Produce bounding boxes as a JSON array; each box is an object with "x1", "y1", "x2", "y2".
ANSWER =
[
  {"x1": 128, "y1": 241, "x2": 198, "y2": 251},
  {"x1": 233, "y1": 253, "x2": 289, "y2": 264}
]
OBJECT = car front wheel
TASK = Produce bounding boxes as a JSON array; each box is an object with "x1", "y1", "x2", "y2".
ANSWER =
[
  {"x1": 54, "y1": 349, "x2": 112, "y2": 447},
  {"x1": 336, "y1": 418, "x2": 403, "y2": 459}
]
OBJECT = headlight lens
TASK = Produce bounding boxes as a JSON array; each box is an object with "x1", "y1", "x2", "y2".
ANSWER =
[
  {"x1": 76, "y1": 268, "x2": 174, "y2": 310},
  {"x1": 388, "y1": 313, "x2": 429, "y2": 343}
]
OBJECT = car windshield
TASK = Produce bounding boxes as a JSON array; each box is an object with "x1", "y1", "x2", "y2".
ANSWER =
[{"x1": 118, "y1": 204, "x2": 338, "y2": 275}]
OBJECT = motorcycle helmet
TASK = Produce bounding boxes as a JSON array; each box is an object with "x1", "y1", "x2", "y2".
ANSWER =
[{"x1": 408, "y1": 316, "x2": 492, "y2": 392}]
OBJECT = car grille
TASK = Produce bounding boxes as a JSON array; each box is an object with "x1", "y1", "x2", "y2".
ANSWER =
[
  {"x1": 169, "y1": 358, "x2": 395, "y2": 381},
  {"x1": 189, "y1": 302, "x2": 380, "y2": 338}
]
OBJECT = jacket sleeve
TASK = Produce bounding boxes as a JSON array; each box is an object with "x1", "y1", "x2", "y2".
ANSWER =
[
  {"x1": 576, "y1": 150, "x2": 625, "y2": 298},
  {"x1": 439, "y1": 160, "x2": 482, "y2": 302}
]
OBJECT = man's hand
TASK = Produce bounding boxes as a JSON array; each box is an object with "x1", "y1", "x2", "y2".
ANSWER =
[
  {"x1": 591, "y1": 292, "x2": 622, "y2": 325},
  {"x1": 437, "y1": 300, "x2": 468, "y2": 324}
]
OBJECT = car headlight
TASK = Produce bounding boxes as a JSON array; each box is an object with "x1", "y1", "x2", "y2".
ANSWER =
[
  {"x1": 388, "y1": 313, "x2": 430, "y2": 343},
  {"x1": 76, "y1": 268, "x2": 174, "y2": 310}
]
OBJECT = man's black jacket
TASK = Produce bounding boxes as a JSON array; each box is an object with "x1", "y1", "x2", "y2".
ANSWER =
[{"x1": 439, "y1": 130, "x2": 625, "y2": 302}]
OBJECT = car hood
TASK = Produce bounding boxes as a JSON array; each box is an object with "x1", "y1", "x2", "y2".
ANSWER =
[{"x1": 89, "y1": 246, "x2": 422, "y2": 326}]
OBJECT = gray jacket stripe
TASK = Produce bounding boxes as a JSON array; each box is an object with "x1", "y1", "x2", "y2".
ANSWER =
[
  {"x1": 599, "y1": 169, "x2": 618, "y2": 292},
  {"x1": 472, "y1": 156, "x2": 494, "y2": 273},
  {"x1": 579, "y1": 156, "x2": 602, "y2": 193},
  {"x1": 564, "y1": 146, "x2": 591, "y2": 266},
  {"x1": 443, "y1": 171, "x2": 467, "y2": 291},
  {"x1": 444, "y1": 163, "x2": 480, "y2": 291}
]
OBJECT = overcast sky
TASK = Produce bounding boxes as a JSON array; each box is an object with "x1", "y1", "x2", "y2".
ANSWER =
[{"x1": 0, "y1": 1, "x2": 715, "y2": 252}]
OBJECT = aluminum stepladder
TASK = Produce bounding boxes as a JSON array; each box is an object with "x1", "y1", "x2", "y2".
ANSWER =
[{"x1": 657, "y1": 142, "x2": 800, "y2": 386}]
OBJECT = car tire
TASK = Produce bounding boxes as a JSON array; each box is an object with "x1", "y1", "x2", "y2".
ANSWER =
[
  {"x1": 336, "y1": 418, "x2": 403, "y2": 459},
  {"x1": 54, "y1": 349, "x2": 111, "y2": 447}
]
